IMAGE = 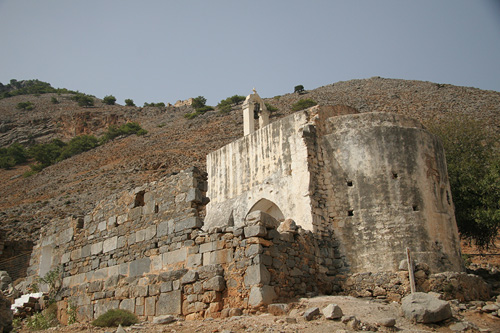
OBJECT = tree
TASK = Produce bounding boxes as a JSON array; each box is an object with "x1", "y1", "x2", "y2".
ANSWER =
[
  {"x1": 50, "y1": 97, "x2": 59, "y2": 104},
  {"x1": 294, "y1": 85, "x2": 305, "y2": 93},
  {"x1": 16, "y1": 101, "x2": 34, "y2": 110},
  {"x1": 426, "y1": 115, "x2": 500, "y2": 248},
  {"x1": 58, "y1": 135, "x2": 99, "y2": 161},
  {"x1": 125, "y1": 99, "x2": 135, "y2": 107},
  {"x1": 103, "y1": 95, "x2": 116, "y2": 105},
  {"x1": 191, "y1": 96, "x2": 207, "y2": 109},
  {"x1": 72, "y1": 94, "x2": 94, "y2": 107}
]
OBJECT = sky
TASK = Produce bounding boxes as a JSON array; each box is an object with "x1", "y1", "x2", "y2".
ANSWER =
[{"x1": 0, "y1": 0, "x2": 499, "y2": 107}]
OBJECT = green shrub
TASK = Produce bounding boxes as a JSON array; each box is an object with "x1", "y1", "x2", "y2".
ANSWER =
[
  {"x1": 92, "y1": 309, "x2": 138, "y2": 327},
  {"x1": 125, "y1": 99, "x2": 135, "y2": 106},
  {"x1": 57, "y1": 135, "x2": 99, "y2": 161},
  {"x1": 16, "y1": 101, "x2": 34, "y2": 110},
  {"x1": 291, "y1": 99, "x2": 317, "y2": 111},
  {"x1": 26, "y1": 307, "x2": 58, "y2": 330},
  {"x1": 192, "y1": 96, "x2": 207, "y2": 109},
  {"x1": 50, "y1": 96, "x2": 59, "y2": 104},
  {"x1": 0, "y1": 143, "x2": 28, "y2": 169},
  {"x1": 184, "y1": 111, "x2": 201, "y2": 119},
  {"x1": 294, "y1": 85, "x2": 305, "y2": 93},
  {"x1": 195, "y1": 105, "x2": 214, "y2": 113},
  {"x1": 265, "y1": 103, "x2": 278, "y2": 112},
  {"x1": 426, "y1": 115, "x2": 500, "y2": 248},
  {"x1": 101, "y1": 122, "x2": 147, "y2": 143},
  {"x1": 217, "y1": 95, "x2": 246, "y2": 114},
  {"x1": 28, "y1": 139, "x2": 65, "y2": 169},
  {"x1": 103, "y1": 95, "x2": 116, "y2": 105},
  {"x1": 72, "y1": 93, "x2": 94, "y2": 107},
  {"x1": 143, "y1": 102, "x2": 165, "y2": 107}
]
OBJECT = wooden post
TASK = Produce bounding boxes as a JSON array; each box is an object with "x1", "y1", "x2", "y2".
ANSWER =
[{"x1": 406, "y1": 247, "x2": 416, "y2": 294}]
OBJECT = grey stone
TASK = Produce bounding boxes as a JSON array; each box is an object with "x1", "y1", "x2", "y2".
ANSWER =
[
  {"x1": 181, "y1": 270, "x2": 198, "y2": 285},
  {"x1": 377, "y1": 317, "x2": 396, "y2": 327},
  {"x1": 119, "y1": 298, "x2": 135, "y2": 313},
  {"x1": 322, "y1": 303, "x2": 343, "y2": 320},
  {"x1": 277, "y1": 219, "x2": 297, "y2": 233},
  {"x1": 245, "y1": 244, "x2": 263, "y2": 257},
  {"x1": 402, "y1": 292, "x2": 452, "y2": 323},
  {"x1": 115, "y1": 324, "x2": 127, "y2": 333},
  {"x1": 197, "y1": 265, "x2": 223, "y2": 279},
  {"x1": 303, "y1": 307, "x2": 320, "y2": 321},
  {"x1": 449, "y1": 322, "x2": 469, "y2": 332},
  {"x1": 160, "y1": 269, "x2": 188, "y2": 282},
  {"x1": 203, "y1": 276, "x2": 225, "y2": 291},
  {"x1": 268, "y1": 303, "x2": 289, "y2": 316},
  {"x1": 482, "y1": 304, "x2": 500, "y2": 312},
  {"x1": 157, "y1": 221, "x2": 169, "y2": 237},
  {"x1": 245, "y1": 211, "x2": 279, "y2": 229},
  {"x1": 156, "y1": 290, "x2": 182, "y2": 315},
  {"x1": 153, "y1": 315, "x2": 176, "y2": 324},
  {"x1": 244, "y1": 264, "x2": 270, "y2": 287},
  {"x1": 129, "y1": 257, "x2": 151, "y2": 277},
  {"x1": 103, "y1": 236, "x2": 118, "y2": 253},
  {"x1": 186, "y1": 188, "x2": 202, "y2": 203},
  {"x1": 244, "y1": 225, "x2": 267, "y2": 238},
  {"x1": 174, "y1": 217, "x2": 202, "y2": 232},
  {"x1": 248, "y1": 285, "x2": 277, "y2": 307}
]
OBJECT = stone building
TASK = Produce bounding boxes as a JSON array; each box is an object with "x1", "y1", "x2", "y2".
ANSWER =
[{"x1": 24, "y1": 92, "x2": 472, "y2": 322}]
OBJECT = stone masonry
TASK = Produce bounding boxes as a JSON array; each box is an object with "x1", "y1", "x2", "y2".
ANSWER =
[{"x1": 25, "y1": 99, "x2": 472, "y2": 322}]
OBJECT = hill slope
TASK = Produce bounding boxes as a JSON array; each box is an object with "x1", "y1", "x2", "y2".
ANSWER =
[{"x1": 0, "y1": 77, "x2": 499, "y2": 242}]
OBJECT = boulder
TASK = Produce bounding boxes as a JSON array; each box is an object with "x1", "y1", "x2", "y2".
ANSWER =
[
  {"x1": 303, "y1": 307, "x2": 320, "y2": 321},
  {"x1": 153, "y1": 314, "x2": 176, "y2": 324},
  {"x1": 322, "y1": 303, "x2": 343, "y2": 320},
  {"x1": 402, "y1": 292, "x2": 452, "y2": 323},
  {"x1": 268, "y1": 303, "x2": 289, "y2": 316}
]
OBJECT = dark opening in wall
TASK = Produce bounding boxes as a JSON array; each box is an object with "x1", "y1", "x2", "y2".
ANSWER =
[
  {"x1": 392, "y1": 172, "x2": 398, "y2": 179},
  {"x1": 412, "y1": 205, "x2": 419, "y2": 211},
  {"x1": 134, "y1": 191, "x2": 146, "y2": 207},
  {"x1": 446, "y1": 191, "x2": 451, "y2": 205},
  {"x1": 76, "y1": 218, "x2": 84, "y2": 229},
  {"x1": 347, "y1": 181, "x2": 353, "y2": 187},
  {"x1": 347, "y1": 210, "x2": 354, "y2": 216},
  {"x1": 155, "y1": 204, "x2": 159, "y2": 213}
]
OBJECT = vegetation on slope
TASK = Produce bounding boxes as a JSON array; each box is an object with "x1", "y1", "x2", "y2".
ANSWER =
[
  {"x1": 0, "y1": 122, "x2": 147, "y2": 174},
  {"x1": 0, "y1": 79, "x2": 77, "y2": 99},
  {"x1": 426, "y1": 116, "x2": 500, "y2": 248}
]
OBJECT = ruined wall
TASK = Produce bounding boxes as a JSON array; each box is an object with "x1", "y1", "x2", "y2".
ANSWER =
[
  {"x1": 26, "y1": 168, "x2": 338, "y2": 322},
  {"x1": 317, "y1": 113, "x2": 463, "y2": 274},
  {"x1": 204, "y1": 111, "x2": 314, "y2": 230},
  {"x1": 205, "y1": 108, "x2": 463, "y2": 275}
]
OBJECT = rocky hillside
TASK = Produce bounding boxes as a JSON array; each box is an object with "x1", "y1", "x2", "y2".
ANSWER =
[{"x1": 0, "y1": 77, "x2": 499, "y2": 242}]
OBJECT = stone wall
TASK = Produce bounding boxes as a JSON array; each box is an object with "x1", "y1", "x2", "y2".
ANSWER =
[
  {"x1": 205, "y1": 107, "x2": 463, "y2": 274},
  {"x1": 26, "y1": 168, "x2": 338, "y2": 322}
]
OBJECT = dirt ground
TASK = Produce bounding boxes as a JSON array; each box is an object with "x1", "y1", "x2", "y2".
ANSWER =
[{"x1": 17, "y1": 295, "x2": 500, "y2": 333}]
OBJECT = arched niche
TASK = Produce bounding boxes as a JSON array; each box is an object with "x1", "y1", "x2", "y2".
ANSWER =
[{"x1": 247, "y1": 198, "x2": 285, "y2": 222}]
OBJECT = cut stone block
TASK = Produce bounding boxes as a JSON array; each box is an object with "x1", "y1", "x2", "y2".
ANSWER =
[
  {"x1": 402, "y1": 292, "x2": 452, "y2": 323},
  {"x1": 103, "y1": 236, "x2": 118, "y2": 253},
  {"x1": 156, "y1": 290, "x2": 182, "y2": 315},
  {"x1": 129, "y1": 257, "x2": 151, "y2": 277},
  {"x1": 248, "y1": 285, "x2": 277, "y2": 307},
  {"x1": 244, "y1": 264, "x2": 270, "y2": 287}
]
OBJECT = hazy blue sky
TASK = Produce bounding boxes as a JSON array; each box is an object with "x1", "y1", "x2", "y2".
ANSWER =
[{"x1": 1, "y1": 0, "x2": 499, "y2": 106}]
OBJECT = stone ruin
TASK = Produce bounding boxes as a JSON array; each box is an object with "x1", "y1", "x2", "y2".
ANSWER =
[{"x1": 22, "y1": 91, "x2": 490, "y2": 323}]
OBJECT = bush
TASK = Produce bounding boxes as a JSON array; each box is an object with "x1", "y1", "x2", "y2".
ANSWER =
[
  {"x1": 0, "y1": 143, "x2": 28, "y2": 169},
  {"x1": 28, "y1": 139, "x2": 66, "y2": 169},
  {"x1": 265, "y1": 103, "x2": 278, "y2": 112},
  {"x1": 92, "y1": 309, "x2": 138, "y2": 327},
  {"x1": 101, "y1": 122, "x2": 147, "y2": 143},
  {"x1": 426, "y1": 115, "x2": 500, "y2": 248},
  {"x1": 16, "y1": 101, "x2": 34, "y2": 110},
  {"x1": 291, "y1": 99, "x2": 317, "y2": 111},
  {"x1": 72, "y1": 93, "x2": 94, "y2": 107},
  {"x1": 57, "y1": 135, "x2": 99, "y2": 161},
  {"x1": 192, "y1": 96, "x2": 207, "y2": 109},
  {"x1": 103, "y1": 95, "x2": 116, "y2": 105},
  {"x1": 143, "y1": 102, "x2": 165, "y2": 108},
  {"x1": 50, "y1": 96, "x2": 59, "y2": 104},
  {"x1": 125, "y1": 99, "x2": 135, "y2": 106},
  {"x1": 217, "y1": 95, "x2": 246, "y2": 114},
  {"x1": 294, "y1": 85, "x2": 305, "y2": 93}
]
